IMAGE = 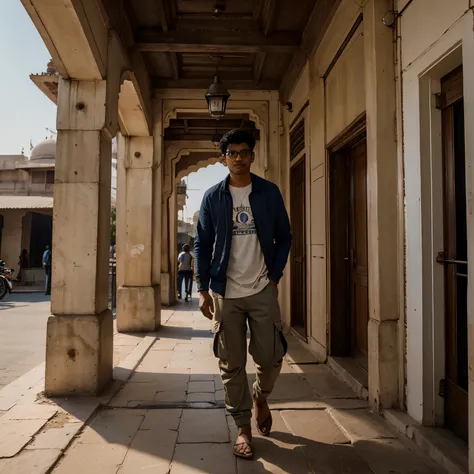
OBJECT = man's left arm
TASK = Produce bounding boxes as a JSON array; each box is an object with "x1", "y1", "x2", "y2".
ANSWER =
[{"x1": 268, "y1": 187, "x2": 292, "y2": 285}]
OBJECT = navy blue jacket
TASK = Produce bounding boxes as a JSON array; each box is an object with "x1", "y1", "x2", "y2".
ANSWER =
[{"x1": 194, "y1": 173, "x2": 292, "y2": 296}]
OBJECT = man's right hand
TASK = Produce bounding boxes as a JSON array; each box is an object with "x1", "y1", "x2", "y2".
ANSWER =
[{"x1": 199, "y1": 291, "x2": 214, "y2": 320}]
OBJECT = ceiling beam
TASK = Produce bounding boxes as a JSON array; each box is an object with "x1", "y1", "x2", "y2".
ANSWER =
[
  {"x1": 262, "y1": 0, "x2": 276, "y2": 36},
  {"x1": 155, "y1": 0, "x2": 169, "y2": 31},
  {"x1": 135, "y1": 30, "x2": 300, "y2": 53},
  {"x1": 153, "y1": 78, "x2": 280, "y2": 90},
  {"x1": 169, "y1": 52, "x2": 180, "y2": 80},
  {"x1": 254, "y1": 52, "x2": 267, "y2": 82}
]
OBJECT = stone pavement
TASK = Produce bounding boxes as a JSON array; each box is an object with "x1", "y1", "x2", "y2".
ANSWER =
[
  {"x1": 0, "y1": 300, "x2": 445, "y2": 473},
  {"x1": 0, "y1": 294, "x2": 50, "y2": 390}
]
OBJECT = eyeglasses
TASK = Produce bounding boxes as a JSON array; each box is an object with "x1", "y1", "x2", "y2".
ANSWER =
[{"x1": 226, "y1": 149, "x2": 253, "y2": 159}]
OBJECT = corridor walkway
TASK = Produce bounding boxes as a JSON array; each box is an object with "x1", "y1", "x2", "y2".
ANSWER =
[{"x1": 0, "y1": 299, "x2": 443, "y2": 473}]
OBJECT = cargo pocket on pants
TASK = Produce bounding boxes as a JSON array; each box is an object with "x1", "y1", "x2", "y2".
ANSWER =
[
  {"x1": 274, "y1": 321, "x2": 288, "y2": 361},
  {"x1": 212, "y1": 321, "x2": 227, "y2": 361}
]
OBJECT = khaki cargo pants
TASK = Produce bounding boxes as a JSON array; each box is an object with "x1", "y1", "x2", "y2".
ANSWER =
[{"x1": 212, "y1": 284, "x2": 288, "y2": 427}]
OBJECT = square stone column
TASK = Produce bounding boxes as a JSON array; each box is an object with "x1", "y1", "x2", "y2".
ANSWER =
[
  {"x1": 45, "y1": 79, "x2": 114, "y2": 396},
  {"x1": 364, "y1": 0, "x2": 400, "y2": 411},
  {"x1": 116, "y1": 135, "x2": 161, "y2": 332}
]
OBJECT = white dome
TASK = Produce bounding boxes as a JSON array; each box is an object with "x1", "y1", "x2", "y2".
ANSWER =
[{"x1": 30, "y1": 138, "x2": 56, "y2": 161}]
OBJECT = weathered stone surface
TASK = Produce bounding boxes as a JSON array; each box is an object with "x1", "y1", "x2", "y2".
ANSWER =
[
  {"x1": 330, "y1": 409, "x2": 397, "y2": 441},
  {"x1": 187, "y1": 381, "x2": 214, "y2": 393},
  {"x1": 0, "y1": 448, "x2": 61, "y2": 474},
  {"x1": 140, "y1": 409, "x2": 181, "y2": 430},
  {"x1": 354, "y1": 439, "x2": 443, "y2": 474},
  {"x1": 269, "y1": 373, "x2": 315, "y2": 401},
  {"x1": 281, "y1": 410, "x2": 349, "y2": 445},
  {"x1": 109, "y1": 382, "x2": 159, "y2": 406},
  {"x1": 178, "y1": 409, "x2": 228, "y2": 443},
  {"x1": 44, "y1": 311, "x2": 113, "y2": 397},
  {"x1": 3, "y1": 403, "x2": 58, "y2": 421},
  {"x1": 236, "y1": 411, "x2": 313, "y2": 474},
  {"x1": 79, "y1": 410, "x2": 144, "y2": 445},
  {"x1": 118, "y1": 425, "x2": 177, "y2": 473},
  {"x1": 0, "y1": 418, "x2": 47, "y2": 457},
  {"x1": 190, "y1": 374, "x2": 214, "y2": 382},
  {"x1": 186, "y1": 392, "x2": 216, "y2": 402},
  {"x1": 117, "y1": 286, "x2": 159, "y2": 332},
  {"x1": 299, "y1": 364, "x2": 358, "y2": 399},
  {"x1": 53, "y1": 442, "x2": 128, "y2": 473},
  {"x1": 27, "y1": 422, "x2": 82, "y2": 450},
  {"x1": 154, "y1": 391, "x2": 187, "y2": 402},
  {"x1": 171, "y1": 443, "x2": 236, "y2": 474}
]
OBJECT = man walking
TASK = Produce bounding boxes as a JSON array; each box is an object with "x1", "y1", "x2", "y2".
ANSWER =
[{"x1": 194, "y1": 129, "x2": 292, "y2": 459}]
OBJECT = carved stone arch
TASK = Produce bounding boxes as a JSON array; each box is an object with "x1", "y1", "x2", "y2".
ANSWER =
[
  {"x1": 175, "y1": 153, "x2": 221, "y2": 182},
  {"x1": 161, "y1": 101, "x2": 270, "y2": 175}
]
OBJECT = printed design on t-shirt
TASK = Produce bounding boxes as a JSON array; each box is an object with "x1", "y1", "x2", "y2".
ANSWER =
[{"x1": 232, "y1": 205, "x2": 256, "y2": 236}]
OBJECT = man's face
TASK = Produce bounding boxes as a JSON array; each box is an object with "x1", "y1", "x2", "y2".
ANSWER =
[{"x1": 223, "y1": 142, "x2": 254, "y2": 175}]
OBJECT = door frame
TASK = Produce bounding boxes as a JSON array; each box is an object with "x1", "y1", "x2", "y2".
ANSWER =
[
  {"x1": 327, "y1": 113, "x2": 367, "y2": 357},
  {"x1": 289, "y1": 107, "x2": 311, "y2": 342}
]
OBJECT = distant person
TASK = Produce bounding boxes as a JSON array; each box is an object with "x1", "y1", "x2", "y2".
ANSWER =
[
  {"x1": 16, "y1": 249, "x2": 29, "y2": 283},
  {"x1": 177, "y1": 244, "x2": 193, "y2": 302},
  {"x1": 42, "y1": 245, "x2": 52, "y2": 295}
]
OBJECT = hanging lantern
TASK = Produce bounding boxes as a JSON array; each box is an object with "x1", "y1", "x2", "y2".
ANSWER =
[{"x1": 205, "y1": 76, "x2": 230, "y2": 119}]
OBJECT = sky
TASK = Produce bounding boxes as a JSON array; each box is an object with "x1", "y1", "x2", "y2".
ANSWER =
[
  {"x1": 0, "y1": 0, "x2": 228, "y2": 216},
  {"x1": 0, "y1": 0, "x2": 57, "y2": 153}
]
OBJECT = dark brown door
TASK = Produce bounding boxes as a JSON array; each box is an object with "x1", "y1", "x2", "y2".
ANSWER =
[
  {"x1": 290, "y1": 156, "x2": 307, "y2": 338},
  {"x1": 349, "y1": 141, "x2": 369, "y2": 358},
  {"x1": 440, "y1": 67, "x2": 468, "y2": 442}
]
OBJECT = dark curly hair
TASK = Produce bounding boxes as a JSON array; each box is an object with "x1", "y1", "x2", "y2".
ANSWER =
[{"x1": 219, "y1": 129, "x2": 256, "y2": 156}]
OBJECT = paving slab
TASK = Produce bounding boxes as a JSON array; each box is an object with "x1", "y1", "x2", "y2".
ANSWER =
[
  {"x1": 118, "y1": 424, "x2": 178, "y2": 473},
  {"x1": 109, "y1": 382, "x2": 160, "y2": 406},
  {"x1": 236, "y1": 411, "x2": 313, "y2": 474},
  {"x1": 140, "y1": 409, "x2": 182, "y2": 430},
  {"x1": 187, "y1": 381, "x2": 215, "y2": 393},
  {"x1": 299, "y1": 364, "x2": 359, "y2": 399},
  {"x1": 268, "y1": 373, "x2": 315, "y2": 401},
  {"x1": 354, "y1": 439, "x2": 444, "y2": 474},
  {"x1": 2, "y1": 402, "x2": 58, "y2": 420},
  {"x1": 79, "y1": 409, "x2": 144, "y2": 445},
  {"x1": 330, "y1": 409, "x2": 397, "y2": 441},
  {"x1": 171, "y1": 443, "x2": 237, "y2": 474},
  {"x1": 52, "y1": 442, "x2": 128, "y2": 474},
  {"x1": 281, "y1": 410, "x2": 350, "y2": 445},
  {"x1": 154, "y1": 390, "x2": 187, "y2": 402},
  {"x1": 178, "y1": 408, "x2": 228, "y2": 443},
  {"x1": 0, "y1": 418, "x2": 48, "y2": 457},
  {"x1": 186, "y1": 392, "x2": 216, "y2": 402},
  {"x1": 0, "y1": 448, "x2": 61, "y2": 474},
  {"x1": 27, "y1": 420, "x2": 82, "y2": 451}
]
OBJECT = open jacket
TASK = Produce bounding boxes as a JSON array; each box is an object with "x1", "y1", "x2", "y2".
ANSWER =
[{"x1": 194, "y1": 173, "x2": 292, "y2": 297}]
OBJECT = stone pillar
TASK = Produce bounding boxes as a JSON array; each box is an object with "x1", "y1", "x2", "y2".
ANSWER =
[
  {"x1": 116, "y1": 135, "x2": 160, "y2": 332},
  {"x1": 161, "y1": 195, "x2": 174, "y2": 306},
  {"x1": 45, "y1": 79, "x2": 114, "y2": 396},
  {"x1": 364, "y1": 0, "x2": 400, "y2": 411}
]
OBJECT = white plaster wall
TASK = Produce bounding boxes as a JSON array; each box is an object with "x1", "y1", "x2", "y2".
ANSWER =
[
  {"x1": 401, "y1": 1, "x2": 474, "y2": 427},
  {"x1": 399, "y1": 0, "x2": 469, "y2": 70},
  {"x1": 325, "y1": 25, "x2": 365, "y2": 143}
]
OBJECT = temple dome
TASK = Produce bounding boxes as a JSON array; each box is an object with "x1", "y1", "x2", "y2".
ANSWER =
[{"x1": 30, "y1": 138, "x2": 56, "y2": 161}]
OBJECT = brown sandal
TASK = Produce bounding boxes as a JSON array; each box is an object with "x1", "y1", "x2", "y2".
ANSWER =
[
  {"x1": 233, "y1": 440, "x2": 253, "y2": 459},
  {"x1": 255, "y1": 400, "x2": 272, "y2": 437}
]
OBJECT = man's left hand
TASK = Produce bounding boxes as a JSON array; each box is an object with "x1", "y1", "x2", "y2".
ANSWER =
[{"x1": 269, "y1": 280, "x2": 278, "y2": 287}]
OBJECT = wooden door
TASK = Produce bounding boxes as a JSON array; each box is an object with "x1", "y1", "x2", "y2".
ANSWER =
[
  {"x1": 290, "y1": 156, "x2": 307, "y2": 337},
  {"x1": 349, "y1": 141, "x2": 369, "y2": 358},
  {"x1": 440, "y1": 67, "x2": 468, "y2": 442}
]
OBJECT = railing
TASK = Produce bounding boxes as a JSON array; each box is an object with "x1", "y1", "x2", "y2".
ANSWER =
[{"x1": 109, "y1": 258, "x2": 116, "y2": 309}]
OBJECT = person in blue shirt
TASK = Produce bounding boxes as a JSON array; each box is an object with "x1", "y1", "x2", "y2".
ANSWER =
[
  {"x1": 42, "y1": 245, "x2": 52, "y2": 295},
  {"x1": 194, "y1": 129, "x2": 292, "y2": 459}
]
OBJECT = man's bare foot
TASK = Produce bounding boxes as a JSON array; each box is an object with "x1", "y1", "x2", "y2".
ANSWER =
[
  {"x1": 254, "y1": 399, "x2": 272, "y2": 436},
  {"x1": 233, "y1": 424, "x2": 253, "y2": 459}
]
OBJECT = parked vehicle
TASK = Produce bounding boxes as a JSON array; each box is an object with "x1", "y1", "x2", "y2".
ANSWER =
[{"x1": 0, "y1": 260, "x2": 13, "y2": 300}]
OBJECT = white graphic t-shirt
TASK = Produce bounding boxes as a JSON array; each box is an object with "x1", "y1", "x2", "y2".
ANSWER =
[{"x1": 225, "y1": 184, "x2": 269, "y2": 299}]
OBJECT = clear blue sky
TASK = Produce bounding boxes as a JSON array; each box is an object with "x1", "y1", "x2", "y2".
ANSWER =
[
  {"x1": 0, "y1": 0, "x2": 228, "y2": 215},
  {"x1": 0, "y1": 0, "x2": 57, "y2": 154}
]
